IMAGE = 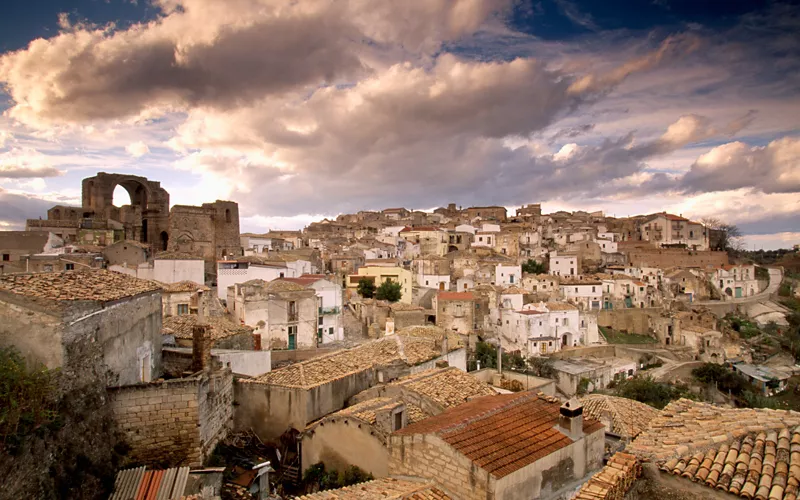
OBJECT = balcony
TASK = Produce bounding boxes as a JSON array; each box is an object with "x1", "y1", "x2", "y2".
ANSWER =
[{"x1": 318, "y1": 306, "x2": 340, "y2": 315}]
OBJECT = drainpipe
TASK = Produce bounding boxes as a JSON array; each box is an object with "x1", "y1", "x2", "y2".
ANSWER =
[{"x1": 497, "y1": 345, "x2": 502, "y2": 375}]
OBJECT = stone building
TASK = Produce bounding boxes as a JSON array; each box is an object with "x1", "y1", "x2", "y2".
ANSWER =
[
  {"x1": 294, "y1": 478, "x2": 450, "y2": 499},
  {"x1": 389, "y1": 392, "x2": 605, "y2": 500},
  {"x1": 163, "y1": 314, "x2": 255, "y2": 351},
  {"x1": 0, "y1": 270, "x2": 163, "y2": 387},
  {"x1": 229, "y1": 279, "x2": 318, "y2": 350},
  {"x1": 0, "y1": 231, "x2": 60, "y2": 273},
  {"x1": 108, "y1": 327, "x2": 234, "y2": 467},
  {"x1": 102, "y1": 239, "x2": 151, "y2": 267},
  {"x1": 301, "y1": 367, "x2": 496, "y2": 478},
  {"x1": 168, "y1": 201, "x2": 242, "y2": 274},
  {"x1": 158, "y1": 280, "x2": 210, "y2": 318},
  {"x1": 434, "y1": 291, "x2": 476, "y2": 334},
  {"x1": 25, "y1": 172, "x2": 242, "y2": 277},
  {"x1": 463, "y1": 206, "x2": 507, "y2": 222},
  {"x1": 235, "y1": 326, "x2": 466, "y2": 440}
]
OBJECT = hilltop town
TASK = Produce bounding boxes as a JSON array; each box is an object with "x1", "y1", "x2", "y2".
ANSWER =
[{"x1": 0, "y1": 172, "x2": 798, "y2": 500}]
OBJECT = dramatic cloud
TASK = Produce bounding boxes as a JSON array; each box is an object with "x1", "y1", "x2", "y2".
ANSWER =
[
  {"x1": 0, "y1": 0, "x2": 511, "y2": 126},
  {"x1": 0, "y1": 148, "x2": 62, "y2": 179},
  {"x1": 125, "y1": 141, "x2": 150, "y2": 158},
  {"x1": 679, "y1": 137, "x2": 800, "y2": 194}
]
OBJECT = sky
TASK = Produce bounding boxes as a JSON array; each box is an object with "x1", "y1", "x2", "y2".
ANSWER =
[{"x1": 0, "y1": 0, "x2": 798, "y2": 249}]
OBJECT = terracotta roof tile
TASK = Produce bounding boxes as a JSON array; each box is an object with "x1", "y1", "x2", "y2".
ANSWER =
[
  {"x1": 580, "y1": 395, "x2": 661, "y2": 439},
  {"x1": 295, "y1": 478, "x2": 451, "y2": 499},
  {"x1": 163, "y1": 315, "x2": 253, "y2": 340},
  {"x1": 437, "y1": 291, "x2": 475, "y2": 301},
  {"x1": 245, "y1": 328, "x2": 462, "y2": 389},
  {"x1": 155, "y1": 251, "x2": 204, "y2": 260},
  {"x1": 628, "y1": 399, "x2": 800, "y2": 462},
  {"x1": 156, "y1": 280, "x2": 210, "y2": 293},
  {"x1": 0, "y1": 269, "x2": 161, "y2": 302},
  {"x1": 657, "y1": 427, "x2": 800, "y2": 500},
  {"x1": 388, "y1": 367, "x2": 496, "y2": 409},
  {"x1": 395, "y1": 391, "x2": 604, "y2": 478}
]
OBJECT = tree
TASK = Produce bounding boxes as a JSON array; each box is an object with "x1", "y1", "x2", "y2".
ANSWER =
[
  {"x1": 356, "y1": 277, "x2": 376, "y2": 298},
  {"x1": 376, "y1": 280, "x2": 402, "y2": 302},
  {"x1": 527, "y1": 356, "x2": 558, "y2": 379},
  {"x1": 701, "y1": 217, "x2": 743, "y2": 252},
  {"x1": 522, "y1": 259, "x2": 546, "y2": 274}
]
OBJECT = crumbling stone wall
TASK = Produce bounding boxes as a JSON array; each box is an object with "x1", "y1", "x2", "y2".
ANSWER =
[
  {"x1": 625, "y1": 249, "x2": 728, "y2": 269},
  {"x1": 108, "y1": 368, "x2": 233, "y2": 467}
]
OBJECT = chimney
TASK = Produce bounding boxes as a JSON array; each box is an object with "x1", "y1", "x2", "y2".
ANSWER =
[
  {"x1": 196, "y1": 290, "x2": 205, "y2": 319},
  {"x1": 558, "y1": 398, "x2": 584, "y2": 440},
  {"x1": 192, "y1": 323, "x2": 212, "y2": 372},
  {"x1": 497, "y1": 345, "x2": 503, "y2": 375}
]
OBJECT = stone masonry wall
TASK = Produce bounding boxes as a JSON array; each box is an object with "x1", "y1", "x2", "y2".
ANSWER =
[
  {"x1": 108, "y1": 368, "x2": 233, "y2": 467},
  {"x1": 389, "y1": 434, "x2": 492, "y2": 500}
]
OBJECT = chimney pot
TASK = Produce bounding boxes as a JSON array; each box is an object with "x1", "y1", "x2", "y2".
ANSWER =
[{"x1": 558, "y1": 397, "x2": 584, "y2": 440}]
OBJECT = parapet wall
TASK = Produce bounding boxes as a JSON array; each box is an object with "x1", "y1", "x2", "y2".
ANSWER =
[{"x1": 108, "y1": 368, "x2": 233, "y2": 466}]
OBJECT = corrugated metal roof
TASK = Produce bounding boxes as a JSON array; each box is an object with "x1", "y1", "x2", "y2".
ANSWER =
[{"x1": 109, "y1": 466, "x2": 191, "y2": 500}]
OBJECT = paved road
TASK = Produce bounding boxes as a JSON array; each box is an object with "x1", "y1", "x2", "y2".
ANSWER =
[{"x1": 647, "y1": 360, "x2": 705, "y2": 382}]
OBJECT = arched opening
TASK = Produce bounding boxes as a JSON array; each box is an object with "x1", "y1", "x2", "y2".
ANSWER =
[
  {"x1": 725, "y1": 287, "x2": 733, "y2": 297},
  {"x1": 112, "y1": 185, "x2": 132, "y2": 207},
  {"x1": 225, "y1": 209, "x2": 232, "y2": 223},
  {"x1": 448, "y1": 245, "x2": 459, "y2": 253},
  {"x1": 160, "y1": 231, "x2": 169, "y2": 251}
]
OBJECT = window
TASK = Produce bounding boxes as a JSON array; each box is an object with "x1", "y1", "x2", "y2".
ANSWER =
[
  {"x1": 575, "y1": 287, "x2": 578, "y2": 292},
  {"x1": 288, "y1": 301, "x2": 298, "y2": 321},
  {"x1": 177, "y1": 304, "x2": 190, "y2": 315},
  {"x1": 318, "y1": 315, "x2": 323, "y2": 325},
  {"x1": 318, "y1": 328, "x2": 323, "y2": 343},
  {"x1": 563, "y1": 318, "x2": 569, "y2": 326},
  {"x1": 329, "y1": 327, "x2": 334, "y2": 336},
  {"x1": 43, "y1": 264, "x2": 53, "y2": 272},
  {"x1": 279, "y1": 272, "x2": 285, "y2": 278},
  {"x1": 65, "y1": 263, "x2": 75, "y2": 270},
  {"x1": 592, "y1": 286, "x2": 595, "y2": 293},
  {"x1": 1, "y1": 254, "x2": 8, "y2": 261}
]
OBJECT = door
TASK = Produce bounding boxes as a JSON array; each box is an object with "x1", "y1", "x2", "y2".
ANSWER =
[
  {"x1": 288, "y1": 328, "x2": 297, "y2": 350},
  {"x1": 439, "y1": 282, "x2": 445, "y2": 291},
  {"x1": 735, "y1": 287, "x2": 742, "y2": 298},
  {"x1": 540, "y1": 342, "x2": 548, "y2": 354}
]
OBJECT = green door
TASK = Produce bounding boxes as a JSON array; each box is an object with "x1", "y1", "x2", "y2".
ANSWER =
[
  {"x1": 735, "y1": 287, "x2": 742, "y2": 298},
  {"x1": 288, "y1": 331, "x2": 297, "y2": 350}
]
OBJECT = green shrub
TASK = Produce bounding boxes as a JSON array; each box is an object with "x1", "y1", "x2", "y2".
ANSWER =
[{"x1": 0, "y1": 347, "x2": 58, "y2": 452}]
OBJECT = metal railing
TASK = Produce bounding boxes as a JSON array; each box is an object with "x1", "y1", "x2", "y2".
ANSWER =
[{"x1": 318, "y1": 306, "x2": 340, "y2": 315}]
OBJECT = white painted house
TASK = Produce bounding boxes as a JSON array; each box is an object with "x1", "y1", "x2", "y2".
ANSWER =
[
  {"x1": 494, "y1": 264, "x2": 521, "y2": 286},
  {"x1": 549, "y1": 253, "x2": 579, "y2": 277},
  {"x1": 217, "y1": 258, "x2": 293, "y2": 300}
]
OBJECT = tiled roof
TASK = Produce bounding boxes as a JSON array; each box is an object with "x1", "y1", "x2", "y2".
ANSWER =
[
  {"x1": 246, "y1": 328, "x2": 462, "y2": 389},
  {"x1": 627, "y1": 399, "x2": 800, "y2": 461},
  {"x1": 157, "y1": 280, "x2": 210, "y2": 293},
  {"x1": 546, "y1": 301, "x2": 578, "y2": 311},
  {"x1": 109, "y1": 239, "x2": 151, "y2": 250},
  {"x1": 295, "y1": 478, "x2": 451, "y2": 499},
  {"x1": 279, "y1": 277, "x2": 321, "y2": 287},
  {"x1": 155, "y1": 251, "x2": 204, "y2": 260},
  {"x1": 572, "y1": 452, "x2": 641, "y2": 500},
  {"x1": 395, "y1": 391, "x2": 604, "y2": 478},
  {"x1": 658, "y1": 428, "x2": 800, "y2": 500},
  {"x1": 162, "y1": 315, "x2": 253, "y2": 340},
  {"x1": 388, "y1": 367, "x2": 496, "y2": 409},
  {"x1": 389, "y1": 302, "x2": 424, "y2": 312},
  {"x1": 580, "y1": 395, "x2": 661, "y2": 439},
  {"x1": 437, "y1": 291, "x2": 475, "y2": 301},
  {"x1": 501, "y1": 286, "x2": 524, "y2": 294},
  {"x1": 0, "y1": 269, "x2": 161, "y2": 302}
]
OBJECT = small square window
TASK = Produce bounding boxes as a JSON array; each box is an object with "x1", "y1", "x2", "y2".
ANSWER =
[
  {"x1": 177, "y1": 304, "x2": 189, "y2": 315},
  {"x1": 65, "y1": 263, "x2": 75, "y2": 271}
]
